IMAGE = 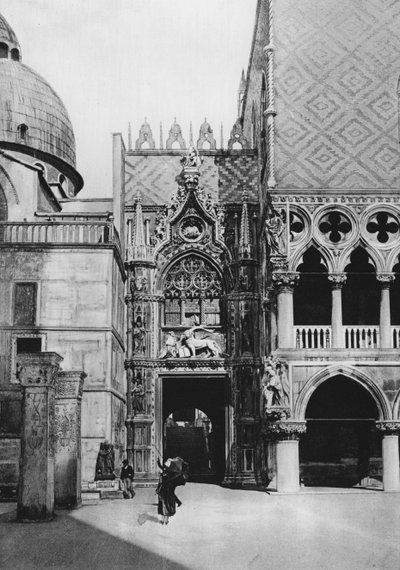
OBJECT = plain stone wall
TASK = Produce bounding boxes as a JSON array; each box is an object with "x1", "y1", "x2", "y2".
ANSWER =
[{"x1": 0, "y1": 244, "x2": 126, "y2": 489}]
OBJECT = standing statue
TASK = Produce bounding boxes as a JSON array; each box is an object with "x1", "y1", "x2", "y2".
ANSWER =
[
  {"x1": 265, "y1": 208, "x2": 286, "y2": 256},
  {"x1": 160, "y1": 331, "x2": 178, "y2": 358},
  {"x1": 262, "y1": 355, "x2": 290, "y2": 410},
  {"x1": 95, "y1": 441, "x2": 115, "y2": 480},
  {"x1": 132, "y1": 378, "x2": 146, "y2": 414},
  {"x1": 133, "y1": 316, "x2": 146, "y2": 354}
]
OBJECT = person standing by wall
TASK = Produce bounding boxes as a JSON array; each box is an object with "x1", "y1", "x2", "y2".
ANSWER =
[{"x1": 120, "y1": 459, "x2": 135, "y2": 499}]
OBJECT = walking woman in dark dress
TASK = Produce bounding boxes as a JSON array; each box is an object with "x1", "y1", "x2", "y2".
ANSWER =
[{"x1": 156, "y1": 458, "x2": 188, "y2": 525}]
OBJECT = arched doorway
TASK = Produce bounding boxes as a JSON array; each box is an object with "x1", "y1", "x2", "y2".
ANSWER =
[
  {"x1": 300, "y1": 375, "x2": 382, "y2": 487},
  {"x1": 162, "y1": 375, "x2": 226, "y2": 484}
]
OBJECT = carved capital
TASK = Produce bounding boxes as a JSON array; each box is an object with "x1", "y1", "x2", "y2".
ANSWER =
[
  {"x1": 376, "y1": 273, "x2": 395, "y2": 287},
  {"x1": 264, "y1": 420, "x2": 307, "y2": 440},
  {"x1": 272, "y1": 271, "x2": 299, "y2": 291},
  {"x1": 55, "y1": 371, "x2": 86, "y2": 399},
  {"x1": 17, "y1": 352, "x2": 63, "y2": 388},
  {"x1": 376, "y1": 421, "x2": 400, "y2": 434},
  {"x1": 328, "y1": 273, "x2": 347, "y2": 288}
]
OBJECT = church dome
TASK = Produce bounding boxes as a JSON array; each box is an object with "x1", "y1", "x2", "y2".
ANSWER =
[
  {"x1": 0, "y1": 13, "x2": 83, "y2": 192},
  {"x1": 0, "y1": 13, "x2": 20, "y2": 56}
]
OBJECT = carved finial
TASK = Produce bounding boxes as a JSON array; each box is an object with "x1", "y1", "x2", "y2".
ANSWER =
[
  {"x1": 133, "y1": 191, "x2": 145, "y2": 247},
  {"x1": 197, "y1": 118, "x2": 216, "y2": 150},
  {"x1": 128, "y1": 122, "x2": 132, "y2": 151},
  {"x1": 239, "y1": 189, "x2": 252, "y2": 259},
  {"x1": 228, "y1": 118, "x2": 248, "y2": 150},
  {"x1": 135, "y1": 118, "x2": 155, "y2": 150},
  {"x1": 160, "y1": 122, "x2": 164, "y2": 150},
  {"x1": 189, "y1": 121, "x2": 194, "y2": 146},
  {"x1": 239, "y1": 69, "x2": 246, "y2": 92},
  {"x1": 166, "y1": 119, "x2": 186, "y2": 149}
]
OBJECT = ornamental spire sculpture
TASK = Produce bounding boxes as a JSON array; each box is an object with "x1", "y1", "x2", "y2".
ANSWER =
[{"x1": 239, "y1": 190, "x2": 252, "y2": 259}]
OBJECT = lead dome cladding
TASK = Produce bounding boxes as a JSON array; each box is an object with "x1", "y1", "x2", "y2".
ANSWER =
[{"x1": 0, "y1": 13, "x2": 82, "y2": 190}]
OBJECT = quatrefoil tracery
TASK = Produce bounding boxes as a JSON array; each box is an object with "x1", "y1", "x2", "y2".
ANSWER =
[{"x1": 164, "y1": 256, "x2": 222, "y2": 298}]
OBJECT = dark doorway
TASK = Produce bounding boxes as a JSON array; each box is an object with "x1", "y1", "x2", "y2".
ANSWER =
[
  {"x1": 163, "y1": 375, "x2": 226, "y2": 484},
  {"x1": 300, "y1": 375, "x2": 382, "y2": 487}
]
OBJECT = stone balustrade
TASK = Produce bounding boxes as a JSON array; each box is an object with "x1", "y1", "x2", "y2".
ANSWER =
[
  {"x1": 0, "y1": 221, "x2": 121, "y2": 251},
  {"x1": 293, "y1": 325, "x2": 385, "y2": 349}
]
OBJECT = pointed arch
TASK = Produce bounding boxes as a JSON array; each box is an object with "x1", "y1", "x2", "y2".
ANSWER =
[{"x1": 294, "y1": 364, "x2": 391, "y2": 421}]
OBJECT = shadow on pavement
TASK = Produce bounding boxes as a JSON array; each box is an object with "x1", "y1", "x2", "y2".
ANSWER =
[{"x1": 0, "y1": 505, "x2": 188, "y2": 570}]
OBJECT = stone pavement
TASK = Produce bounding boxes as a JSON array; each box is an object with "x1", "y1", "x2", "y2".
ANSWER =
[{"x1": 1, "y1": 484, "x2": 400, "y2": 570}]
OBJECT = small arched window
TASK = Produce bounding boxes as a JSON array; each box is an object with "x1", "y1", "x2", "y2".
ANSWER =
[
  {"x1": 17, "y1": 123, "x2": 28, "y2": 141},
  {"x1": 0, "y1": 42, "x2": 8, "y2": 59},
  {"x1": 10, "y1": 48, "x2": 20, "y2": 61}
]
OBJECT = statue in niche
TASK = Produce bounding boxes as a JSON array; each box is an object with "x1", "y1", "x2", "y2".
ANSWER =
[
  {"x1": 95, "y1": 441, "x2": 115, "y2": 480},
  {"x1": 265, "y1": 208, "x2": 286, "y2": 256},
  {"x1": 131, "y1": 375, "x2": 146, "y2": 414},
  {"x1": 181, "y1": 145, "x2": 202, "y2": 169},
  {"x1": 133, "y1": 316, "x2": 146, "y2": 354},
  {"x1": 262, "y1": 355, "x2": 290, "y2": 411}
]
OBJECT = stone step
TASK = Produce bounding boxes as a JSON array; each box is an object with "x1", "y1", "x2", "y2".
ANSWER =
[{"x1": 99, "y1": 489, "x2": 124, "y2": 500}]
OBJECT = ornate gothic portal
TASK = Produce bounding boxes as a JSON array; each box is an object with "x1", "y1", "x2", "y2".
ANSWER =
[{"x1": 124, "y1": 146, "x2": 261, "y2": 487}]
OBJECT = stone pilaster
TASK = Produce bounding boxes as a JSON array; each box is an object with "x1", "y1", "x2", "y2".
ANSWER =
[
  {"x1": 17, "y1": 352, "x2": 63, "y2": 521},
  {"x1": 376, "y1": 421, "x2": 400, "y2": 492},
  {"x1": 54, "y1": 371, "x2": 85, "y2": 508}
]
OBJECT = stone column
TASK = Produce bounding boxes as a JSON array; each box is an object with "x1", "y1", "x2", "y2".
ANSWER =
[
  {"x1": 272, "y1": 272, "x2": 298, "y2": 349},
  {"x1": 376, "y1": 421, "x2": 400, "y2": 492},
  {"x1": 17, "y1": 352, "x2": 63, "y2": 521},
  {"x1": 265, "y1": 421, "x2": 306, "y2": 493},
  {"x1": 328, "y1": 273, "x2": 346, "y2": 348},
  {"x1": 54, "y1": 371, "x2": 85, "y2": 508},
  {"x1": 377, "y1": 274, "x2": 394, "y2": 349}
]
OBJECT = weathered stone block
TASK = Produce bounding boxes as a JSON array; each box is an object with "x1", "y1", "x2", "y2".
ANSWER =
[{"x1": 17, "y1": 352, "x2": 62, "y2": 521}]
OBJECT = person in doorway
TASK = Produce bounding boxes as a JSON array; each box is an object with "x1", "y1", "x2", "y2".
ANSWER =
[{"x1": 120, "y1": 459, "x2": 135, "y2": 499}]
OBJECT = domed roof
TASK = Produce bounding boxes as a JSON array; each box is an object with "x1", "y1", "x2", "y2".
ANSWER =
[
  {"x1": 0, "y1": 13, "x2": 20, "y2": 49},
  {"x1": 0, "y1": 13, "x2": 83, "y2": 192}
]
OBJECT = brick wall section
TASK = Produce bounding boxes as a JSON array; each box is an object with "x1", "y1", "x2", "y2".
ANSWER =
[
  {"x1": 273, "y1": 0, "x2": 400, "y2": 190},
  {"x1": 124, "y1": 151, "x2": 258, "y2": 206}
]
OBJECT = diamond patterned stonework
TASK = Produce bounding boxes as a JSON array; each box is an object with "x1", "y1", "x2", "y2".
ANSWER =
[
  {"x1": 274, "y1": 0, "x2": 400, "y2": 190},
  {"x1": 125, "y1": 153, "x2": 258, "y2": 206}
]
